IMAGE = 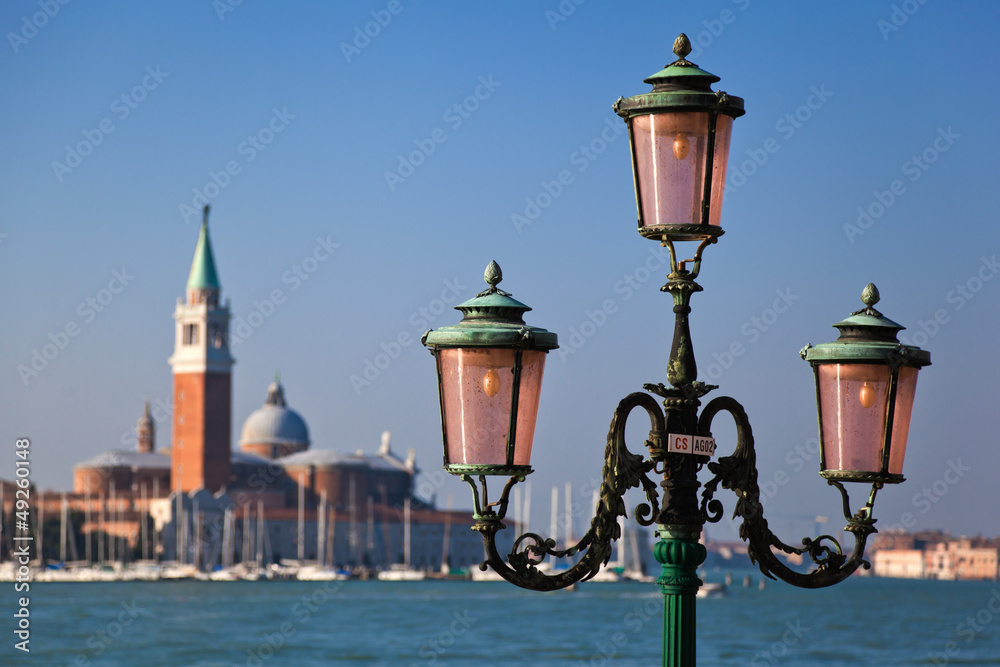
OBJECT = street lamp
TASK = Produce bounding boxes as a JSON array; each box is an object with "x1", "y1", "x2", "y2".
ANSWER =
[{"x1": 422, "y1": 34, "x2": 930, "y2": 666}]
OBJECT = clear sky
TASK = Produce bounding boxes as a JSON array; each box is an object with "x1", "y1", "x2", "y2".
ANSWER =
[{"x1": 2, "y1": 1, "x2": 998, "y2": 542}]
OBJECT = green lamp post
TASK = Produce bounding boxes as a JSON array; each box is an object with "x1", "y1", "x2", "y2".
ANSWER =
[{"x1": 422, "y1": 34, "x2": 931, "y2": 666}]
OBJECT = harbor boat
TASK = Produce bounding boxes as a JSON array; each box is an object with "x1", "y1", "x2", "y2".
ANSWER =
[
  {"x1": 296, "y1": 564, "x2": 350, "y2": 581},
  {"x1": 266, "y1": 562, "x2": 299, "y2": 580},
  {"x1": 206, "y1": 567, "x2": 241, "y2": 581},
  {"x1": 587, "y1": 567, "x2": 625, "y2": 583},
  {"x1": 696, "y1": 582, "x2": 728, "y2": 599},
  {"x1": 377, "y1": 498, "x2": 425, "y2": 581},
  {"x1": 159, "y1": 563, "x2": 198, "y2": 580},
  {"x1": 377, "y1": 563, "x2": 426, "y2": 581},
  {"x1": 622, "y1": 524, "x2": 654, "y2": 583},
  {"x1": 120, "y1": 562, "x2": 162, "y2": 581},
  {"x1": 470, "y1": 566, "x2": 505, "y2": 582}
]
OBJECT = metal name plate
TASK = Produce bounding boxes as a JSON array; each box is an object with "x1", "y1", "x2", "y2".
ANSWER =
[{"x1": 666, "y1": 433, "x2": 717, "y2": 457}]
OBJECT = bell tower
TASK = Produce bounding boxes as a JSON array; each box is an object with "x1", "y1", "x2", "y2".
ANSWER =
[
  {"x1": 168, "y1": 206, "x2": 234, "y2": 493},
  {"x1": 137, "y1": 399, "x2": 155, "y2": 454}
]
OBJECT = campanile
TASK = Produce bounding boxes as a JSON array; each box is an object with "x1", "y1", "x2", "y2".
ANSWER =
[{"x1": 168, "y1": 206, "x2": 234, "y2": 493}]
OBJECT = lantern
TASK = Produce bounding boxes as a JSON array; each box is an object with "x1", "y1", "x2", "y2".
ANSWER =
[
  {"x1": 803, "y1": 284, "x2": 931, "y2": 483},
  {"x1": 422, "y1": 261, "x2": 558, "y2": 477},
  {"x1": 613, "y1": 33, "x2": 745, "y2": 243}
]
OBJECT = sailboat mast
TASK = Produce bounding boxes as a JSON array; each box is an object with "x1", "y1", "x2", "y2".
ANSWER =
[
  {"x1": 36, "y1": 491, "x2": 44, "y2": 566},
  {"x1": 327, "y1": 502, "x2": 336, "y2": 568},
  {"x1": 108, "y1": 483, "x2": 115, "y2": 563},
  {"x1": 403, "y1": 497, "x2": 411, "y2": 568},
  {"x1": 153, "y1": 478, "x2": 159, "y2": 564},
  {"x1": 176, "y1": 492, "x2": 184, "y2": 564},
  {"x1": 523, "y1": 482, "x2": 532, "y2": 536},
  {"x1": 348, "y1": 476, "x2": 358, "y2": 565},
  {"x1": 140, "y1": 484, "x2": 148, "y2": 561},
  {"x1": 318, "y1": 489, "x2": 326, "y2": 567},
  {"x1": 366, "y1": 497, "x2": 375, "y2": 565},
  {"x1": 512, "y1": 487, "x2": 521, "y2": 536},
  {"x1": 98, "y1": 493, "x2": 105, "y2": 564},
  {"x1": 60, "y1": 493, "x2": 67, "y2": 564},
  {"x1": 221, "y1": 507, "x2": 232, "y2": 569},
  {"x1": 256, "y1": 500, "x2": 264, "y2": 567},
  {"x1": 629, "y1": 524, "x2": 642, "y2": 575},
  {"x1": 440, "y1": 495, "x2": 452, "y2": 574},
  {"x1": 564, "y1": 482, "x2": 573, "y2": 547},
  {"x1": 297, "y1": 473, "x2": 305, "y2": 563},
  {"x1": 193, "y1": 499, "x2": 201, "y2": 571},
  {"x1": 84, "y1": 490, "x2": 91, "y2": 563},
  {"x1": 550, "y1": 487, "x2": 558, "y2": 548},
  {"x1": 243, "y1": 503, "x2": 250, "y2": 566},
  {"x1": 228, "y1": 507, "x2": 235, "y2": 569},
  {"x1": 617, "y1": 515, "x2": 626, "y2": 569}
]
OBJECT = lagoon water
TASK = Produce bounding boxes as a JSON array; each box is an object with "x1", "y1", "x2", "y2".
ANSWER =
[{"x1": 2, "y1": 574, "x2": 999, "y2": 666}]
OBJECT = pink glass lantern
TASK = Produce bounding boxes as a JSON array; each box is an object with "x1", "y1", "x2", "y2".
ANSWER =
[
  {"x1": 423, "y1": 262, "x2": 558, "y2": 476},
  {"x1": 804, "y1": 284, "x2": 930, "y2": 483}
]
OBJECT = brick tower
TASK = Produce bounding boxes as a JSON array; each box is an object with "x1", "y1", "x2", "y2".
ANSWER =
[
  {"x1": 168, "y1": 206, "x2": 234, "y2": 493},
  {"x1": 136, "y1": 399, "x2": 155, "y2": 454}
]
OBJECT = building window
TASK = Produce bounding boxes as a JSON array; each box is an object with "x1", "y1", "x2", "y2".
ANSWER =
[
  {"x1": 178, "y1": 390, "x2": 185, "y2": 401},
  {"x1": 210, "y1": 323, "x2": 226, "y2": 349},
  {"x1": 178, "y1": 415, "x2": 185, "y2": 425},
  {"x1": 184, "y1": 323, "x2": 199, "y2": 345},
  {"x1": 177, "y1": 438, "x2": 183, "y2": 449}
]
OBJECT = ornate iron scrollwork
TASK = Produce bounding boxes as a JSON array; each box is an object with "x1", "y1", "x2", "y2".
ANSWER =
[
  {"x1": 469, "y1": 393, "x2": 663, "y2": 591},
  {"x1": 469, "y1": 384, "x2": 881, "y2": 591},
  {"x1": 697, "y1": 396, "x2": 879, "y2": 588}
]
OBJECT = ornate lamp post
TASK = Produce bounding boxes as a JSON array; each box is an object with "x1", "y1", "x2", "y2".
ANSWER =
[{"x1": 422, "y1": 34, "x2": 930, "y2": 666}]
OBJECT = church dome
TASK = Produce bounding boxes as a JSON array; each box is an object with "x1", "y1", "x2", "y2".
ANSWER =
[{"x1": 239, "y1": 379, "x2": 309, "y2": 458}]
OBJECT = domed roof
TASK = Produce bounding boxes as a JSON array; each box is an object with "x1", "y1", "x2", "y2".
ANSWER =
[{"x1": 239, "y1": 379, "x2": 309, "y2": 448}]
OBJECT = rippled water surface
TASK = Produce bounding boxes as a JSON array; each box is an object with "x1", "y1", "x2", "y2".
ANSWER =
[{"x1": 2, "y1": 574, "x2": 999, "y2": 665}]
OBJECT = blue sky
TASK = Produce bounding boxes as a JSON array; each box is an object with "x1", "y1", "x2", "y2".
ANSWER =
[{"x1": 2, "y1": 1, "x2": 998, "y2": 542}]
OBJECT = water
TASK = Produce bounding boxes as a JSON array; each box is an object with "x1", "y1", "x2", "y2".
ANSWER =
[{"x1": 2, "y1": 574, "x2": 998, "y2": 666}]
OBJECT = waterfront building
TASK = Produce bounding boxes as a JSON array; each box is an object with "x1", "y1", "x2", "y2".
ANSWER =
[
  {"x1": 873, "y1": 549, "x2": 925, "y2": 579},
  {"x1": 871, "y1": 531, "x2": 1000, "y2": 581},
  {"x1": 3, "y1": 210, "x2": 485, "y2": 572}
]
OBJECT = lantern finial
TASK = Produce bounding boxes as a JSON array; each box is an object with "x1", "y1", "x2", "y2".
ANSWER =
[
  {"x1": 671, "y1": 33, "x2": 693, "y2": 66},
  {"x1": 854, "y1": 283, "x2": 883, "y2": 317},
  {"x1": 861, "y1": 283, "x2": 880, "y2": 308},
  {"x1": 478, "y1": 260, "x2": 511, "y2": 297},
  {"x1": 485, "y1": 260, "x2": 502, "y2": 287}
]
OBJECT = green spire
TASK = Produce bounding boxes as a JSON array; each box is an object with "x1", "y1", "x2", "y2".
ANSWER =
[{"x1": 187, "y1": 205, "x2": 221, "y2": 291}]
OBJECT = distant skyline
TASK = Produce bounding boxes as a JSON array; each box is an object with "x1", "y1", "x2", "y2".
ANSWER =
[{"x1": 2, "y1": 2, "x2": 998, "y2": 540}]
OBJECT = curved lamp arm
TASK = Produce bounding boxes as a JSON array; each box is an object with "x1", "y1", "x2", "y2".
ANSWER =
[
  {"x1": 697, "y1": 396, "x2": 879, "y2": 589},
  {"x1": 467, "y1": 392, "x2": 663, "y2": 591}
]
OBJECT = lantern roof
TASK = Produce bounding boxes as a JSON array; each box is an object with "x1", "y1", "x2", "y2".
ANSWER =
[
  {"x1": 614, "y1": 33, "x2": 745, "y2": 120},
  {"x1": 803, "y1": 284, "x2": 931, "y2": 367},
  {"x1": 643, "y1": 33, "x2": 721, "y2": 91},
  {"x1": 831, "y1": 283, "x2": 906, "y2": 342},
  {"x1": 422, "y1": 261, "x2": 558, "y2": 351}
]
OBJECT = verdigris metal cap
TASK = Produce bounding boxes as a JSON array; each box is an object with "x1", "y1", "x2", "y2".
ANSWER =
[
  {"x1": 421, "y1": 261, "x2": 559, "y2": 351},
  {"x1": 802, "y1": 283, "x2": 931, "y2": 367},
  {"x1": 613, "y1": 33, "x2": 745, "y2": 120}
]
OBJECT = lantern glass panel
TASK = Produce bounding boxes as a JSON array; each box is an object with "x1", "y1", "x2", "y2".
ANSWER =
[
  {"x1": 708, "y1": 115, "x2": 733, "y2": 227},
  {"x1": 817, "y1": 363, "x2": 892, "y2": 474},
  {"x1": 888, "y1": 365, "x2": 919, "y2": 475},
  {"x1": 512, "y1": 349, "x2": 547, "y2": 466},
  {"x1": 632, "y1": 112, "x2": 734, "y2": 229},
  {"x1": 633, "y1": 111, "x2": 709, "y2": 228},
  {"x1": 440, "y1": 347, "x2": 516, "y2": 467}
]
